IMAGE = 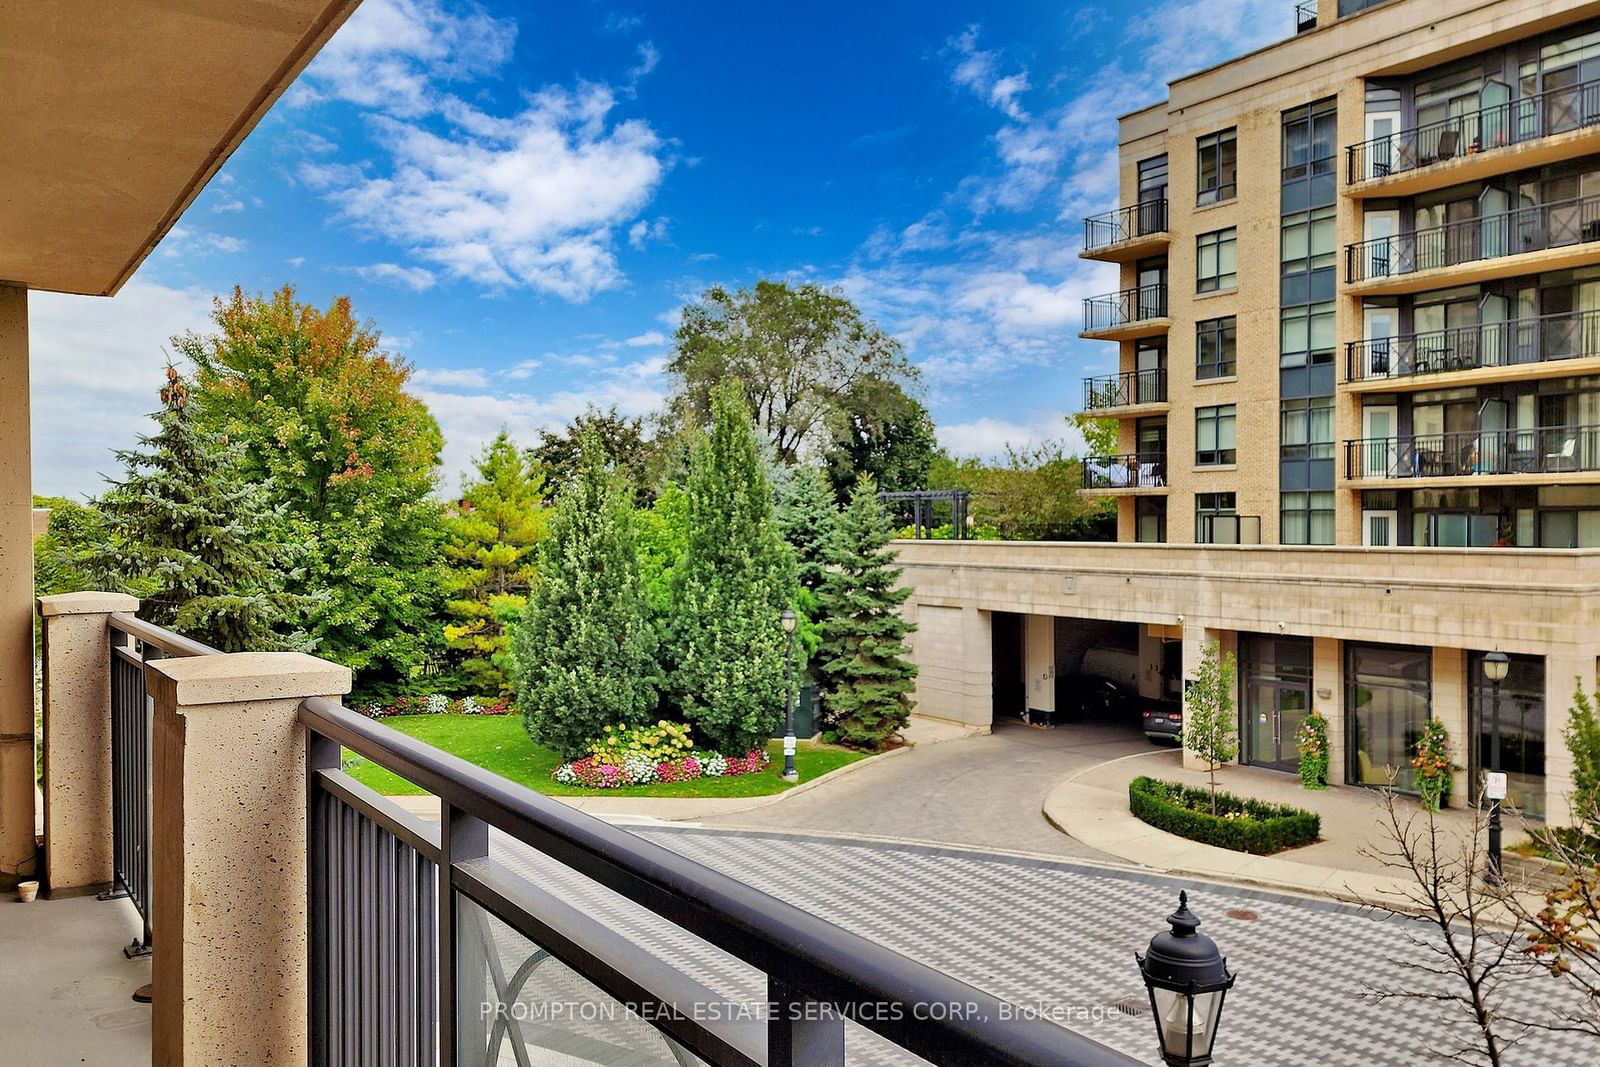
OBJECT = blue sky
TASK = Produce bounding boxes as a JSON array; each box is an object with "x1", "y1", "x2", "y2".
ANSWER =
[{"x1": 29, "y1": 0, "x2": 1286, "y2": 498}]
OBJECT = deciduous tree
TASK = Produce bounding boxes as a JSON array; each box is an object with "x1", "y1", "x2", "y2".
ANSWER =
[
  {"x1": 529, "y1": 407, "x2": 654, "y2": 506},
  {"x1": 822, "y1": 378, "x2": 937, "y2": 496},
  {"x1": 1182, "y1": 641, "x2": 1238, "y2": 814}
]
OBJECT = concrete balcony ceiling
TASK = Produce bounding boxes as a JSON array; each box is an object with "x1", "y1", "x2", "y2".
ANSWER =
[{"x1": 0, "y1": 0, "x2": 363, "y2": 297}]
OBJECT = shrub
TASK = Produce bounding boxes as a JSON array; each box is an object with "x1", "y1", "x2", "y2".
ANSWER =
[
  {"x1": 1296, "y1": 710, "x2": 1330, "y2": 790},
  {"x1": 1566, "y1": 679, "x2": 1600, "y2": 838},
  {"x1": 1128, "y1": 776, "x2": 1320, "y2": 855},
  {"x1": 1182, "y1": 641, "x2": 1238, "y2": 813}
]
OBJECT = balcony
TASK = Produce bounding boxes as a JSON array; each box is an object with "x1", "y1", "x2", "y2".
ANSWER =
[
  {"x1": 1346, "y1": 78, "x2": 1600, "y2": 198},
  {"x1": 1344, "y1": 424, "x2": 1600, "y2": 483},
  {"x1": 1080, "y1": 199, "x2": 1168, "y2": 262},
  {"x1": 1294, "y1": 1, "x2": 1317, "y2": 34},
  {"x1": 1080, "y1": 368, "x2": 1168, "y2": 414},
  {"x1": 1082, "y1": 452, "x2": 1168, "y2": 492},
  {"x1": 1344, "y1": 194, "x2": 1600, "y2": 295},
  {"x1": 1080, "y1": 283, "x2": 1170, "y2": 341},
  {"x1": 1345, "y1": 308, "x2": 1600, "y2": 388}
]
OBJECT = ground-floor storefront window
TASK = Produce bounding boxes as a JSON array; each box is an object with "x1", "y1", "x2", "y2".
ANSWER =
[
  {"x1": 1241, "y1": 634, "x2": 1313, "y2": 771},
  {"x1": 1468, "y1": 651, "x2": 1546, "y2": 819},
  {"x1": 1347, "y1": 642, "x2": 1432, "y2": 792}
]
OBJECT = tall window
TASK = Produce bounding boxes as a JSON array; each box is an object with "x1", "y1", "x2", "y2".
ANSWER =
[
  {"x1": 1196, "y1": 128, "x2": 1237, "y2": 205},
  {"x1": 1281, "y1": 491, "x2": 1335, "y2": 544},
  {"x1": 1195, "y1": 492, "x2": 1238, "y2": 544},
  {"x1": 1280, "y1": 301, "x2": 1335, "y2": 367},
  {"x1": 1196, "y1": 317, "x2": 1236, "y2": 379},
  {"x1": 1281, "y1": 99, "x2": 1337, "y2": 185},
  {"x1": 1280, "y1": 396, "x2": 1334, "y2": 459},
  {"x1": 1136, "y1": 497, "x2": 1167, "y2": 543},
  {"x1": 1280, "y1": 204, "x2": 1337, "y2": 305},
  {"x1": 1196, "y1": 405, "x2": 1237, "y2": 465},
  {"x1": 1197, "y1": 228, "x2": 1238, "y2": 292}
]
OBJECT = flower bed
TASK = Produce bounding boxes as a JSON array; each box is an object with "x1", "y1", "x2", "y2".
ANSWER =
[
  {"x1": 553, "y1": 748, "x2": 769, "y2": 789},
  {"x1": 1128, "y1": 776, "x2": 1320, "y2": 855},
  {"x1": 362, "y1": 694, "x2": 510, "y2": 718}
]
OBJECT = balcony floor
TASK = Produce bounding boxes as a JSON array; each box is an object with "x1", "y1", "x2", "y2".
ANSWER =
[{"x1": 0, "y1": 892, "x2": 151, "y2": 1065}]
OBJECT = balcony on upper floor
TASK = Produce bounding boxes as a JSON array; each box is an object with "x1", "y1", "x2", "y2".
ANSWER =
[
  {"x1": 1344, "y1": 424, "x2": 1600, "y2": 486},
  {"x1": 1344, "y1": 193, "x2": 1600, "y2": 296},
  {"x1": 1080, "y1": 368, "x2": 1168, "y2": 416},
  {"x1": 1345, "y1": 307, "x2": 1600, "y2": 390},
  {"x1": 1080, "y1": 283, "x2": 1170, "y2": 341},
  {"x1": 1081, "y1": 451, "x2": 1168, "y2": 494},
  {"x1": 1080, "y1": 199, "x2": 1168, "y2": 262},
  {"x1": 1293, "y1": 1, "x2": 1317, "y2": 35},
  {"x1": 1346, "y1": 77, "x2": 1600, "y2": 199}
]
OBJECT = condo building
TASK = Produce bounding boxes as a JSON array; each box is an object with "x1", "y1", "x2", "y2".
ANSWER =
[{"x1": 898, "y1": 0, "x2": 1600, "y2": 824}]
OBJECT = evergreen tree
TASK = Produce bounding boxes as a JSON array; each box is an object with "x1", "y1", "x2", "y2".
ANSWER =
[
  {"x1": 776, "y1": 464, "x2": 838, "y2": 594},
  {"x1": 510, "y1": 434, "x2": 657, "y2": 758},
  {"x1": 442, "y1": 432, "x2": 549, "y2": 696},
  {"x1": 96, "y1": 367, "x2": 305, "y2": 652},
  {"x1": 669, "y1": 381, "x2": 798, "y2": 755},
  {"x1": 815, "y1": 479, "x2": 917, "y2": 750}
]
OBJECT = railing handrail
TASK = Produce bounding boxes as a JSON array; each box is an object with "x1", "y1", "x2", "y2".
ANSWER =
[
  {"x1": 1345, "y1": 306, "x2": 1600, "y2": 380},
  {"x1": 1081, "y1": 367, "x2": 1167, "y2": 410},
  {"x1": 1345, "y1": 423, "x2": 1600, "y2": 479},
  {"x1": 1347, "y1": 422, "x2": 1600, "y2": 446},
  {"x1": 1081, "y1": 198, "x2": 1168, "y2": 251},
  {"x1": 1344, "y1": 192, "x2": 1600, "y2": 282},
  {"x1": 1083, "y1": 281, "x2": 1166, "y2": 306},
  {"x1": 1346, "y1": 75, "x2": 1600, "y2": 183},
  {"x1": 108, "y1": 611, "x2": 223, "y2": 658},
  {"x1": 1347, "y1": 191, "x2": 1600, "y2": 253},
  {"x1": 298, "y1": 696, "x2": 1139, "y2": 1067}
]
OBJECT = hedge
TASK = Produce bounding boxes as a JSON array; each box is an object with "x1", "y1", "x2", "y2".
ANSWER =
[{"x1": 1128, "y1": 776, "x2": 1320, "y2": 855}]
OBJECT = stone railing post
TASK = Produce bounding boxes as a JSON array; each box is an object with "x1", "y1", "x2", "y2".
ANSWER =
[
  {"x1": 146, "y1": 651, "x2": 350, "y2": 1067},
  {"x1": 37, "y1": 591, "x2": 140, "y2": 893}
]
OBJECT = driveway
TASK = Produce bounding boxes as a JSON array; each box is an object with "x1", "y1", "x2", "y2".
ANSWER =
[{"x1": 698, "y1": 718, "x2": 1154, "y2": 857}]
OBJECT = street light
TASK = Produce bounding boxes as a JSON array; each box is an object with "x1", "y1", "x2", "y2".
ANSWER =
[
  {"x1": 780, "y1": 609, "x2": 798, "y2": 782},
  {"x1": 1136, "y1": 891, "x2": 1235, "y2": 1067},
  {"x1": 1483, "y1": 650, "x2": 1510, "y2": 885}
]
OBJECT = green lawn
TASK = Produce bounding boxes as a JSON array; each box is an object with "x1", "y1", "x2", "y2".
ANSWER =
[{"x1": 342, "y1": 713, "x2": 868, "y2": 798}]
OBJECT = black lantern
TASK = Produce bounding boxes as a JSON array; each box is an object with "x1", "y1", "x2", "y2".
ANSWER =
[{"x1": 1136, "y1": 891, "x2": 1236, "y2": 1067}]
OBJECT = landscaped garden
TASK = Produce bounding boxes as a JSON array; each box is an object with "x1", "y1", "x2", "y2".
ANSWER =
[{"x1": 1128, "y1": 775, "x2": 1321, "y2": 855}]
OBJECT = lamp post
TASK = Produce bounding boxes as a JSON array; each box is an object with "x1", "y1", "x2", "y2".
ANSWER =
[
  {"x1": 1136, "y1": 891, "x2": 1235, "y2": 1067},
  {"x1": 781, "y1": 609, "x2": 798, "y2": 782},
  {"x1": 1482, "y1": 650, "x2": 1510, "y2": 886}
]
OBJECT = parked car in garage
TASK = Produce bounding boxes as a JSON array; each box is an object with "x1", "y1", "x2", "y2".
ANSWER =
[
  {"x1": 1056, "y1": 645, "x2": 1140, "y2": 723},
  {"x1": 1141, "y1": 697, "x2": 1183, "y2": 744}
]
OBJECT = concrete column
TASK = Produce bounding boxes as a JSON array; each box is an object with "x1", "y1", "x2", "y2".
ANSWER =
[
  {"x1": 1024, "y1": 614, "x2": 1055, "y2": 722},
  {"x1": 0, "y1": 284, "x2": 33, "y2": 887},
  {"x1": 1432, "y1": 647, "x2": 1470, "y2": 808},
  {"x1": 1181, "y1": 624, "x2": 1237, "y2": 771},
  {"x1": 37, "y1": 591, "x2": 140, "y2": 892},
  {"x1": 1312, "y1": 637, "x2": 1345, "y2": 785},
  {"x1": 147, "y1": 652, "x2": 351, "y2": 1067},
  {"x1": 1544, "y1": 651, "x2": 1599, "y2": 828}
]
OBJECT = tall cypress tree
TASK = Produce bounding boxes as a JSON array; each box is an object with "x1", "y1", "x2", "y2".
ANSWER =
[
  {"x1": 669, "y1": 381, "x2": 798, "y2": 755},
  {"x1": 816, "y1": 479, "x2": 917, "y2": 751},
  {"x1": 97, "y1": 367, "x2": 305, "y2": 652},
  {"x1": 510, "y1": 434, "x2": 657, "y2": 758}
]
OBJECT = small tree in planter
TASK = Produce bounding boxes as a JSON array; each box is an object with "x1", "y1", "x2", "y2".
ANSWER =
[
  {"x1": 1182, "y1": 641, "x2": 1237, "y2": 815},
  {"x1": 1295, "y1": 709, "x2": 1330, "y2": 790},
  {"x1": 1565, "y1": 679, "x2": 1600, "y2": 841},
  {"x1": 1412, "y1": 718, "x2": 1454, "y2": 812}
]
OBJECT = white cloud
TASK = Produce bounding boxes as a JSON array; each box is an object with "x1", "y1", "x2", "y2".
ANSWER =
[
  {"x1": 938, "y1": 414, "x2": 1084, "y2": 460},
  {"x1": 348, "y1": 262, "x2": 438, "y2": 291},
  {"x1": 623, "y1": 330, "x2": 666, "y2": 347},
  {"x1": 628, "y1": 216, "x2": 669, "y2": 250},
  {"x1": 412, "y1": 366, "x2": 489, "y2": 389},
  {"x1": 287, "y1": 256, "x2": 307, "y2": 269},
  {"x1": 212, "y1": 196, "x2": 245, "y2": 214},
  {"x1": 948, "y1": 26, "x2": 1031, "y2": 121},
  {"x1": 630, "y1": 41, "x2": 660, "y2": 79},
  {"x1": 299, "y1": 131, "x2": 339, "y2": 154},
  {"x1": 157, "y1": 226, "x2": 247, "y2": 258},
  {"x1": 29, "y1": 280, "x2": 218, "y2": 498},
  {"x1": 504, "y1": 359, "x2": 541, "y2": 380}
]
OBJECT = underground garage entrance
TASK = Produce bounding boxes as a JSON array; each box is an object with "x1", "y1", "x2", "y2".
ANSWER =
[{"x1": 991, "y1": 613, "x2": 1181, "y2": 740}]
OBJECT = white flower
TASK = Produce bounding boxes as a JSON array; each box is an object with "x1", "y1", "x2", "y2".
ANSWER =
[
  {"x1": 622, "y1": 756, "x2": 656, "y2": 785},
  {"x1": 702, "y1": 754, "x2": 728, "y2": 778},
  {"x1": 426, "y1": 693, "x2": 449, "y2": 715},
  {"x1": 553, "y1": 763, "x2": 578, "y2": 786},
  {"x1": 460, "y1": 696, "x2": 479, "y2": 716}
]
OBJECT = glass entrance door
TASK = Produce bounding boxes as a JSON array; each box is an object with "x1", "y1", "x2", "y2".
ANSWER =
[{"x1": 1247, "y1": 681, "x2": 1309, "y2": 770}]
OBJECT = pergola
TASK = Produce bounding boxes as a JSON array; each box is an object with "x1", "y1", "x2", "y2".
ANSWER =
[{"x1": 0, "y1": 0, "x2": 364, "y2": 885}]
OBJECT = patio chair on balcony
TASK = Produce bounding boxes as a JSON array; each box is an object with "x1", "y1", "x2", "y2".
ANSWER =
[
  {"x1": 1433, "y1": 129, "x2": 1460, "y2": 163},
  {"x1": 1137, "y1": 462, "x2": 1164, "y2": 488},
  {"x1": 1545, "y1": 435, "x2": 1579, "y2": 472}
]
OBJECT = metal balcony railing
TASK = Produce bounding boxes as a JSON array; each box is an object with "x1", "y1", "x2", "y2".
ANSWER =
[
  {"x1": 299, "y1": 696, "x2": 1143, "y2": 1066},
  {"x1": 1197, "y1": 514, "x2": 1261, "y2": 545},
  {"x1": 1346, "y1": 307, "x2": 1600, "y2": 382},
  {"x1": 1082, "y1": 199, "x2": 1168, "y2": 252},
  {"x1": 1082, "y1": 283, "x2": 1167, "y2": 333},
  {"x1": 1345, "y1": 193, "x2": 1600, "y2": 283},
  {"x1": 104, "y1": 612, "x2": 220, "y2": 959},
  {"x1": 1082, "y1": 452, "x2": 1166, "y2": 490},
  {"x1": 1347, "y1": 77, "x2": 1600, "y2": 184},
  {"x1": 1345, "y1": 424, "x2": 1600, "y2": 480},
  {"x1": 1082, "y1": 368, "x2": 1167, "y2": 410},
  {"x1": 1294, "y1": 1, "x2": 1317, "y2": 33}
]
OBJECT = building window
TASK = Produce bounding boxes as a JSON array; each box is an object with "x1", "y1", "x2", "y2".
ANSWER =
[
  {"x1": 1280, "y1": 491, "x2": 1335, "y2": 545},
  {"x1": 1280, "y1": 396, "x2": 1333, "y2": 460},
  {"x1": 1136, "y1": 497, "x2": 1167, "y2": 543},
  {"x1": 1280, "y1": 204, "x2": 1337, "y2": 304},
  {"x1": 1196, "y1": 317, "x2": 1236, "y2": 379},
  {"x1": 1196, "y1": 128, "x2": 1237, "y2": 205},
  {"x1": 1346, "y1": 642, "x2": 1431, "y2": 792},
  {"x1": 1197, "y1": 228, "x2": 1238, "y2": 293},
  {"x1": 1195, "y1": 492, "x2": 1238, "y2": 544},
  {"x1": 1280, "y1": 300, "x2": 1335, "y2": 367},
  {"x1": 1281, "y1": 99, "x2": 1337, "y2": 184},
  {"x1": 1467, "y1": 652, "x2": 1546, "y2": 819},
  {"x1": 1195, "y1": 405, "x2": 1237, "y2": 465}
]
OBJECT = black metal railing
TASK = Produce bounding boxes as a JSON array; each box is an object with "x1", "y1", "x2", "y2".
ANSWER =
[
  {"x1": 1082, "y1": 368, "x2": 1167, "y2": 410},
  {"x1": 1346, "y1": 307, "x2": 1600, "y2": 382},
  {"x1": 1082, "y1": 452, "x2": 1167, "y2": 490},
  {"x1": 301, "y1": 697, "x2": 1141, "y2": 1067},
  {"x1": 104, "y1": 613, "x2": 220, "y2": 958},
  {"x1": 880, "y1": 488, "x2": 971, "y2": 539},
  {"x1": 1347, "y1": 77, "x2": 1600, "y2": 184},
  {"x1": 1294, "y1": 1, "x2": 1317, "y2": 33},
  {"x1": 1345, "y1": 194, "x2": 1600, "y2": 283},
  {"x1": 1197, "y1": 514, "x2": 1262, "y2": 545},
  {"x1": 1082, "y1": 283, "x2": 1167, "y2": 333},
  {"x1": 1082, "y1": 199, "x2": 1168, "y2": 252},
  {"x1": 1345, "y1": 424, "x2": 1600, "y2": 480}
]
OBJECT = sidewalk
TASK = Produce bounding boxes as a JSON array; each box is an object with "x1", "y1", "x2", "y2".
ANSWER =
[{"x1": 1044, "y1": 746, "x2": 1545, "y2": 911}]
